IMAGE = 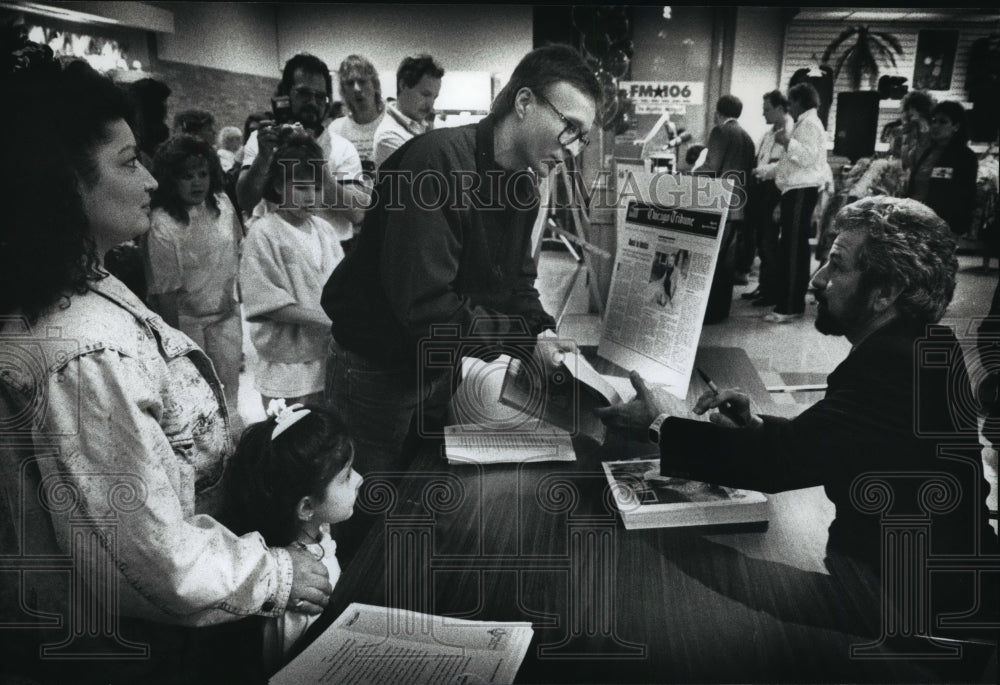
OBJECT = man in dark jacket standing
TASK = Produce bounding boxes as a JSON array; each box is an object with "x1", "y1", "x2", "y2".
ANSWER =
[
  {"x1": 322, "y1": 45, "x2": 600, "y2": 475},
  {"x1": 694, "y1": 94, "x2": 756, "y2": 322}
]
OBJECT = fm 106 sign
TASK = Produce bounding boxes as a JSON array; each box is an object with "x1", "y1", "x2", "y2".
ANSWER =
[{"x1": 621, "y1": 81, "x2": 704, "y2": 114}]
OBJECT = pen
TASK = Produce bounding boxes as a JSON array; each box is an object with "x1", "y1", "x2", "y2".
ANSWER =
[{"x1": 696, "y1": 367, "x2": 747, "y2": 427}]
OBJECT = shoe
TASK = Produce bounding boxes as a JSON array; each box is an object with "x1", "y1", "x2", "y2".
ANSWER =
[
  {"x1": 740, "y1": 288, "x2": 761, "y2": 301},
  {"x1": 733, "y1": 272, "x2": 750, "y2": 285},
  {"x1": 752, "y1": 298, "x2": 777, "y2": 307},
  {"x1": 763, "y1": 312, "x2": 803, "y2": 323}
]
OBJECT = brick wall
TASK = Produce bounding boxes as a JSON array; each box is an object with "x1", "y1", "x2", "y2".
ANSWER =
[{"x1": 150, "y1": 58, "x2": 279, "y2": 137}]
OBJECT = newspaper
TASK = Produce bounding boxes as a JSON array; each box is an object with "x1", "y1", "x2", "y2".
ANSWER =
[
  {"x1": 270, "y1": 603, "x2": 534, "y2": 685},
  {"x1": 598, "y1": 164, "x2": 731, "y2": 398}
]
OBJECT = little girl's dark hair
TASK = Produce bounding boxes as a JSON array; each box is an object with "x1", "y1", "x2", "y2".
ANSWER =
[
  {"x1": 222, "y1": 405, "x2": 354, "y2": 547},
  {"x1": 150, "y1": 134, "x2": 224, "y2": 224},
  {"x1": 262, "y1": 127, "x2": 324, "y2": 204}
]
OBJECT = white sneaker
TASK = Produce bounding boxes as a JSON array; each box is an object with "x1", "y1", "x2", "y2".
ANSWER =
[{"x1": 763, "y1": 312, "x2": 803, "y2": 323}]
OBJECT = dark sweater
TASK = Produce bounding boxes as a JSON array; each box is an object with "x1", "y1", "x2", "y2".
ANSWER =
[
  {"x1": 322, "y1": 115, "x2": 555, "y2": 365},
  {"x1": 907, "y1": 139, "x2": 978, "y2": 235},
  {"x1": 659, "y1": 318, "x2": 998, "y2": 566}
]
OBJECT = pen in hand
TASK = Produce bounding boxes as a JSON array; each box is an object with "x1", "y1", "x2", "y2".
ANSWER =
[{"x1": 696, "y1": 368, "x2": 747, "y2": 427}]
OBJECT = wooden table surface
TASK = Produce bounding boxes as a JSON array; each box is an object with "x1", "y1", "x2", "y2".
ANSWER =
[{"x1": 293, "y1": 348, "x2": 995, "y2": 683}]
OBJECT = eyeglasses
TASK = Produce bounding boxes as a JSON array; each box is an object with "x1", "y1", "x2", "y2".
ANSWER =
[
  {"x1": 533, "y1": 90, "x2": 590, "y2": 150},
  {"x1": 292, "y1": 86, "x2": 330, "y2": 104}
]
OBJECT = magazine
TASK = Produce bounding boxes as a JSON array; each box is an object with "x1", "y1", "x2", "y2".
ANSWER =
[
  {"x1": 602, "y1": 458, "x2": 769, "y2": 530},
  {"x1": 271, "y1": 603, "x2": 534, "y2": 685}
]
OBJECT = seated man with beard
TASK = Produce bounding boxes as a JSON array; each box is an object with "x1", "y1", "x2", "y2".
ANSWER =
[{"x1": 597, "y1": 197, "x2": 997, "y2": 622}]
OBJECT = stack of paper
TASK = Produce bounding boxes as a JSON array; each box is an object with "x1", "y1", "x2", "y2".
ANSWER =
[
  {"x1": 444, "y1": 425, "x2": 574, "y2": 464},
  {"x1": 271, "y1": 603, "x2": 534, "y2": 685},
  {"x1": 445, "y1": 355, "x2": 576, "y2": 464}
]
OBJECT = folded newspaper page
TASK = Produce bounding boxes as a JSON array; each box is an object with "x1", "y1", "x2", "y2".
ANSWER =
[
  {"x1": 271, "y1": 603, "x2": 534, "y2": 685},
  {"x1": 599, "y1": 165, "x2": 731, "y2": 398}
]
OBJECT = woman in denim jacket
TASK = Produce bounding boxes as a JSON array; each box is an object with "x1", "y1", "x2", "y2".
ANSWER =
[{"x1": 0, "y1": 37, "x2": 332, "y2": 684}]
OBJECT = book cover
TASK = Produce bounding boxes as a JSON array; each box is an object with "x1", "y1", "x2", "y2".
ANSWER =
[
  {"x1": 498, "y1": 352, "x2": 619, "y2": 440},
  {"x1": 601, "y1": 458, "x2": 769, "y2": 530}
]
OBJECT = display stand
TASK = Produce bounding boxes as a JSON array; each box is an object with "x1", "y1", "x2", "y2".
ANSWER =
[{"x1": 531, "y1": 162, "x2": 612, "y2": 327}]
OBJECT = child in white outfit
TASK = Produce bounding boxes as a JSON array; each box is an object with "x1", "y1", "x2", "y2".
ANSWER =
[
  {"x1": 239, "y1": 130, "x2": 344, "y2": 407},
  {"x1": 147, "y1": 134, "x2": 243, "y2": 413}
]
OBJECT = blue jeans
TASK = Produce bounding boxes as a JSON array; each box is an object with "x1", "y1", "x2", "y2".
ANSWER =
[{"x1": 325, "y1": 338, "x2": 451, "y2": 475}]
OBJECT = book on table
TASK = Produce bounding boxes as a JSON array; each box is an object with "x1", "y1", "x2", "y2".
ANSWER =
[
  {"x1": 498, "y1": 348, "x2": 629, "y2": 441},
  {"x1": 445, "y1": 355, "x2": 577, "y2": 464},
  {"x1": 602, "y1": 458, "x2": 769, "y2": 530}
]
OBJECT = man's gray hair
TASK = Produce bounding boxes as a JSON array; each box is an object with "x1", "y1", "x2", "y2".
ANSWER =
[{"x1": 835, "y1": 196, "x2": 957, "y2": 324}]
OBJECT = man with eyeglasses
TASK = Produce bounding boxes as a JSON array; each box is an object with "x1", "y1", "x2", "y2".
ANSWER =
[
  {"x1": 236, "y1": 53, "x2": 366, "y2": 239},
  {"x1": 321, "y1": 45, "x2": 600, "y2": 511}
]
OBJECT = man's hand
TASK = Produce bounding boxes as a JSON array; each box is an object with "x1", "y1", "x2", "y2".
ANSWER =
[
  {"x1": 594, "y1": 370, "x2": 677, "y2": 442},
  {"x1": 535, "y1": 329, "x2": 576, "y2": 376},
  {"x1": 255, "y1": 120, "x2": 282, "y2": 159},
  {"x1": 692, "y1": 387, "x2": 760, "y2": 428},
  {"x1": 773, "y1": 128, "x2": 790, "y2": 148},
  {"x1": 285, "y1": 545, "x2": 333, "y2": 615}
]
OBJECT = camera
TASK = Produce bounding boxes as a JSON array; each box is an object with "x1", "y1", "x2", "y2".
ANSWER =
[
  {"x1": 913, "y1": 323, "x2": 982, "y2": 438},
  {"x1": 0, "y1": 319, "x2": 80, "y2": 435},
  {"x1": 270, "y1": 95, "x2": 294, "y2": 125},
  {"x1": 417, "y1": 317, "x2": 577, "y2": 437}
]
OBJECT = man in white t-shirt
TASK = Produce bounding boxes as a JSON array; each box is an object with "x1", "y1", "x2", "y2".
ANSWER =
[
  {"x1": 236, "y1": 53, "x2": 367, "y2": 242},
  {"x1": 329, "y1": 55, "x2": 384, "y2": 175},
  {"x1": 373, "y1": 54, "x2": 444, "y2": 167}
]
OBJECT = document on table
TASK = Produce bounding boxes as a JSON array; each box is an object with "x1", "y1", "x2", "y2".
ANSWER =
[
  {"x1": 444, "y1": 424, "x2": 575, "y2": 464},
  {"x1": 270, "y1": 603, "x2": 534, "y2": 685},
  {"x1": 445, "y1": 354, "x2": 577, "y2": 463}
]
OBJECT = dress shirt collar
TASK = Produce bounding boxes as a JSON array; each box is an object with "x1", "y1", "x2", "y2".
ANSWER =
[
  {"x1": 796, "y1": 108, "x2": 821, "y2": 127},
  {"x1": 385, "y1": 102, "x2": 426, "y2": 137}
]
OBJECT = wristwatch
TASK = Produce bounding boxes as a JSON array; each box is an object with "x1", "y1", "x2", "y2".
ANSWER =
[{"x1": 648, "y1": 413, "x2": 670, "y2": 444}]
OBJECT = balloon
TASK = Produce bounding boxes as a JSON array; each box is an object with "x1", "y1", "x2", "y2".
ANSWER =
[
  {"x1": 605, "y1": 49, "x2": 630, "y2": 78},
  {"x1": 605, "y1": 14, "x2": 630, "y2": 42},
  {"x1": 584, "y1": 31, "x2": 611, "y2": 60},
  {"x1": 571, "y1": 6, "x2": 597, "y2": 35},
  {"x1": 611, "y1": 39, "x2": 634, "y2": 58}
]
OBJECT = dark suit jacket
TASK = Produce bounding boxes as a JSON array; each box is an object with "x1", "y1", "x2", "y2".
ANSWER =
[
  {"x1": 694, "y1": 118, "x2": 756, "y2": 221},
  {"x1": 907, "y1": 139, "x2": 979, "y2": 235},
  {"x1": 659, "y1": 318, "x2": 998, "y2": 567}
]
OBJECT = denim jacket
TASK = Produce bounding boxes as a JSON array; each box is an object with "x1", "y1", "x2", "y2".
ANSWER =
[{"x1": 0, "y1": 275, "x2": 292, "y2": 631}]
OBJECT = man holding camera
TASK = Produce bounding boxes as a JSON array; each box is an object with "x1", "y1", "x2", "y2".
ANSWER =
[
  {"x1": 236, "y1": 53, "x2": 366, "y2": 241},
  {"x1": 321, "y1": 45, "x2": 601, "y2": 476}
]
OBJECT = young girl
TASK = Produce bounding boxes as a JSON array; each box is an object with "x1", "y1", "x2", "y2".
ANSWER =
[
  {"x1": 239, "y1": 129, "x2": 345, "y2": 407},
  {"x1": 147, "y1": 134, "x2": 243, "y2": 415},
  {"x1": 224, "y1": 400, "x2": 362, "y2": 668}
]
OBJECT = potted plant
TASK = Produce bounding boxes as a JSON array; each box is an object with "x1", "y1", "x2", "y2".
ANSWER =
[{"x1": 822, "y1": 25, "x2": 903, "y2": 90}]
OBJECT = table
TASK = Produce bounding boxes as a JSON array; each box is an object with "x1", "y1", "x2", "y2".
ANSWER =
[{"x1": 294, "y1": 349, "x2": 996, "y2": 683}]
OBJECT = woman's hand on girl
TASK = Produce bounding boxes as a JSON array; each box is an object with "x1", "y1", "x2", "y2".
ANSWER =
[{"x1": 286, "y1": 545, "x2": 333, "y2": 614}]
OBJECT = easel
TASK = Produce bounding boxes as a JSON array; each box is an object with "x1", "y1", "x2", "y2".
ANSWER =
[{"x1": 531, "y1": 161, "x2": 612, "y2": 328}]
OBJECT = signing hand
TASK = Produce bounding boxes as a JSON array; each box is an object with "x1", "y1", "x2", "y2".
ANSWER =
[
  {"x1": 285, "y1": 544, "x2": 333, "y2": 615},
  {"x1": 692, "y1": 387, "x2": 760, "y2": 428}
]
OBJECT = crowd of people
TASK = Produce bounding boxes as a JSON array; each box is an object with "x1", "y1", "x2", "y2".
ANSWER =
[
  {"x1": 0, "y1": 20, "x2": 996, "y2": 685},
  {"x1": 683, "y1": 82, "x2": 983, "y2": 326}
]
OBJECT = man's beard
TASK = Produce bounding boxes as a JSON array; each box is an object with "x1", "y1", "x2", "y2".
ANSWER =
[{"x1": 815, "y1": 287, "x2": 872, "y2": 337}]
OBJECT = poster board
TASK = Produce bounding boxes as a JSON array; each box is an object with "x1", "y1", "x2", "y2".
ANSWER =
[{"x1": 597, "y1": 163, "x2": 731, "y2": 399}]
